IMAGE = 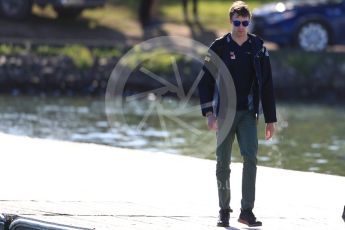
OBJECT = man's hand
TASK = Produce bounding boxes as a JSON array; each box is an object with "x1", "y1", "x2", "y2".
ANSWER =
[
  {"x1": 265, "y1": 123, "x2": 275, "y2": 140},
  {"x1": 206, "y1": 113, "x2": 218, "y2": 131}
]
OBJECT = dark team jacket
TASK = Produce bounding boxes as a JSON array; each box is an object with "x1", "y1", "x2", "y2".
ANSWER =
[{"x1": 198, "y1": 33, "x2": 277, "y2": 124}]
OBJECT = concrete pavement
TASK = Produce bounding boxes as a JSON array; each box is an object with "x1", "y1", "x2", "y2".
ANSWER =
[{"x1": 0, "y1": 133, "x2": 344, "y2": 229}]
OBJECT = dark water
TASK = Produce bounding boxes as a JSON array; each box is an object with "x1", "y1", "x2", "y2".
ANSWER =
[{"x1": 0, "y1": 96, "x2": 344, "y2": 176}]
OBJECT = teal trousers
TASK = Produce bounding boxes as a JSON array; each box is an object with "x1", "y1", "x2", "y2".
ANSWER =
[{"x1": 216, "y1": 110, "x2": 258, "y2": 211}]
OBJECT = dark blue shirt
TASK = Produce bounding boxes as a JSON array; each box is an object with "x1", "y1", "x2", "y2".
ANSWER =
[{"x1": 225, "y1": 35, "x2": 255, "y2": 111}]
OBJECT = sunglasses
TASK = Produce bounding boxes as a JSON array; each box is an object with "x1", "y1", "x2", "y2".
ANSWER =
[{"x1": 232, "y1": 20, "x2": 250, "y2": 27}]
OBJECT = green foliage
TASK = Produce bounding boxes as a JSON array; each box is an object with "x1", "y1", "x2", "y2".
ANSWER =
[
  {"x1": 0, "y1": 45, "x2": 26, "y2": 55},
  {"x1": 92, "y1": 47, "x2": 122, "y2": 59},
  {"x1": 0, "y1": 44, "x2": 13, "y2": 55},
  {"x1": 37, "y1": 45, "x2": 93, "y2": 69},
  {"x1": 1, "y1": 44, "x2": 123, "y2": 69},
  {"x1": 124, "y1": 48, "x2": 187, "y2": 74},
  {"x1": 36, "y1": 46, "x2": 61, "y2": 56},
  {"x1": 284, "y1": 51, "x2": 324, "y2": 76},
  {"x1": 270, "y1": 49, "x2": 345, "y2": 78},
  {"x1": 61, "y1": 45, "x2": 94, "y2": 69}
]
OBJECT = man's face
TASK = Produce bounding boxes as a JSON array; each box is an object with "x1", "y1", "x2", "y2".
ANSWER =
[{"x1": 231, "y1": 13, "x2": 250, "y2": 36}]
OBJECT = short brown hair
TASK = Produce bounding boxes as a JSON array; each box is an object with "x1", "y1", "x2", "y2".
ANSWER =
[{"x1": 229, "y1": 1, "x2": 251, "y2": 21}]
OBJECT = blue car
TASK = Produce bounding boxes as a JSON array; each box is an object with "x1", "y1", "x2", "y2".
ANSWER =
[{"x1": 250, "y1": 0, "x2": 345, "y2": 51}]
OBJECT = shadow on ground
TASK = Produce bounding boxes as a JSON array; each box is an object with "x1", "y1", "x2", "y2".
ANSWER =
[{"x1": 0, "y1": 14, "x2": 128, "y2": 46}]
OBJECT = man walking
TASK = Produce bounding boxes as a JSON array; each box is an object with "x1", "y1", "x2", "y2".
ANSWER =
[
  {"x1": 198, "y1": 1, "x2": 277, "y2": 227},
  {"x1": 138, "y1": 0, "x2": 158, "y2": 28},
  {"x1": 182, "y1": 0, "x2": 199, "y2": 22}
]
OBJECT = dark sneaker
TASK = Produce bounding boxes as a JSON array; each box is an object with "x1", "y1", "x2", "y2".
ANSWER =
[
  {"x1": 238, "y1": 209, "x2": 262, "y2": 227},
  {"x1": 342, "y1": 205, "x2": 345, "y2": 222},
  {"x1": 217, "y1": 209, "x2": 230, "y2": 227}
]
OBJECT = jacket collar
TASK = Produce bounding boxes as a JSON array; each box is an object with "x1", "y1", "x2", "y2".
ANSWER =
[
  {"x1": 220, "y1": 33, "x2": 263, "y2": 55},
  {"x1": 248, "y1": 34, "x2": 263, "y2": 56}
]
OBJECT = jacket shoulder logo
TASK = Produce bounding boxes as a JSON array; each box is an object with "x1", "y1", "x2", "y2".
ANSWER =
[{"x1": 230, "y1": 51, "x2": 236, "y2": 60}]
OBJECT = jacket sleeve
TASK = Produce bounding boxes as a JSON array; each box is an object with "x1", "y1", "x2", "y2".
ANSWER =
[
  {"x1": 260, "y1": 46, "x2": 277, "y2": 123},
  {"x1": 198, "y1": 41, "x2": 219, "y2": 117}
]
